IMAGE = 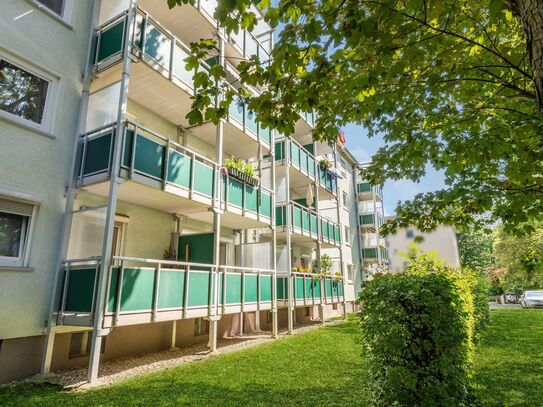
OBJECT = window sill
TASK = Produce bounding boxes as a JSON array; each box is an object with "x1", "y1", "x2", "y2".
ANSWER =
[
  {"x1": 25, "y1": 0, "x2": 74, "y2": 30},
  {"x1": 0, "y1": 114, "x2": 56, "y2": 140},
  {"x1": 0, "y1": 266, "x2": 34, "y2": 272}
]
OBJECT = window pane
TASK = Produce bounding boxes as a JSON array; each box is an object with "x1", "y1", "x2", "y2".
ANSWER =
[
  {"x1": 36, "y1": 0, "x2": 65, "y2": 15},
  {"x1": 0, "y1": 212, "x2": 24, "y2": 257},
  {"x1": 0, "y1": 60, "x2": 49, "y2": 124}
]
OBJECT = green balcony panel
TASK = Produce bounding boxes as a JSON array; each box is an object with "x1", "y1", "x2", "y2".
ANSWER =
[
  {"x1": 331, "y1": 176, "x2": 337, "y2": 192},
  {"x1": 178, "y1": 233, "x2": 214, "y2": 263},
  {"x1": 303, "y1": 143, "x2": 314, "y2": 155},
  {"x1": 260, "y1": 275, "x2": 272, "y2": 302},
  {"x1": 332, "y1": 280, "x2": 339, "y2": 297},
  {"x1": 360, "y1": 214, "x2": 374, "y2": 225},
  {"x1": 295, "y1": 277, "x2": 304, "y2": 299},
  {"x1": 261, "y1": 191, "x2": 272, "y2": 218},
  {"x1": 363, "y1": 248, "x2": 378, "y2": 259},
  {"x1": 194, "y1": 161, "x2": 214, "y2": 196},
  {"x1": 293, "y1": 206, "x2": 302, "y2": 228},
  {"x1": 290, "y1": 143, "x2": 300, "y2": 166},
  {"x1": 229, "y1": 97, "x2": 244, "y2": 125},
  {"x1": 167, "y1": 150, "x2": 191, "y2": 189},
  {"x1": 244, "y1": 274, "x2": 258, "y2": 303},
  {"x1": 304, "y1": 277, "x2": 313, "y2": 299},
  {"x1": 300, "y1": 150, "x2": 308, "y2": 173},
  {"x1": 325, "y1": 278, "x2": 332, "y2": 298},
  {"x1": 322, "y1": 220, "x2": 329, "y2": 239},
  {"x1": 245, "y1": 185, "x2": 258, "y2": 212},
  {"x1": 246, "y1": 109, "x2": 258, "y2": 135},
  {"x1": 260, "y1": 126, "x2": 271, "y2": 145},
  {"x1": 158, "y1": 269, "x2": 185, "y2": 309},
  {"x1": 124, "y1": 132, "x2": 165, "y2": 180},
  {"x1": 302, "y1": 210, "x2": 310, "y2": 232},
  {"x1": 228, "y1": 177, "x2": 244, "y2": 207},
  {"x1": 143, "y1": 24, "x2": 171, "y2": 69},
  {"x1": 335, "y1": 225, "x2": 341, "y2": 243},
  {"x1": 96, "y1": 19, "x2": 125, "y2": 63},
  {"x1": 277, "y1": 276, "x2": 287, "y2": 299},
  {"x1": 319, "y1": 166, "x2": 326, "y2": 185},
  {"x1": 357, "y1": 182, "x2": 371, "y2": 193},
  {"x1": 308, "y1": 157, "x2": 316, "y2": 177},
  {"x1": 187, "y1": 271, "x2": 214, "y2": 307},
  {"x1": 108, "y1": 267, "x2": 155, "y2": 312},
  {"x1": 339, "y1": 282, "x2": 344, "y2": 296},
  {"x1": 275, "y1": 141, "x2": 284, "y2": 161},
  {"x1": 225, "y1": 273, "x2": 242, "y2": 304},
  {"x1": 65, "y1": 268, "x2": 96, "y2": 313},
  {"x1": 276, "y1": 205, "x2": 285, "y2": 226},
  {"x1": 84, "y1": 132, "x2": 112, "y2": 175},
  {"x1": 172, "y1": 45, "x2": 194, "y2": 88},
  {"x1": 314, "y1": 279, "x2": 322, "y2": 297},
  {"x1": 310, "y1": 214, "x2": 318, "y2": 234},
  {"x1": 328, "y1": 223, "x2": 335, "y2": 241}
]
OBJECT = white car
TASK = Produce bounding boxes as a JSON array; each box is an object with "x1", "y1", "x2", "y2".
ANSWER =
[{"x1": 520, "y1": 290, "x2": 543, "y2": 308}]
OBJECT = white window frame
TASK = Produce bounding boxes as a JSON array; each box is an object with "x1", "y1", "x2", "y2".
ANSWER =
[
  {"x1": 344, "y1": 226, "x2": 350, "y2": 246},
  {"x1": 0, "y1": 198, "x2": 38, "y2": 269},
  {"x1": 347, "y1": 264, "x2": 353, "y2": 282},
  {"x1": 342, "y1": 191, "x2": 348, "y2": 209},
  {"x1": 0, "y1": 51, "x2": 59, "y2": 135},
  {"x1": 28, "y1": 0, "x2": 75, "y2": 26}
]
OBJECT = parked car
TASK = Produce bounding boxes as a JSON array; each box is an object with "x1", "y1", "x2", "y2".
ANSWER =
[
  {"x1": 505, "y1": 292, "x2": 517, "y2": 304},
  {"x1": 520, "y1": 290, "x2": 543, "y2": 308}
]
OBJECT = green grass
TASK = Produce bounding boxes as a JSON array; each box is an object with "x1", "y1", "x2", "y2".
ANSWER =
[
  {"x1": 2, "y1": 310, "x2": 542, "y2": 406},
  {"x1": 473, "y1": 309, "x2": 543, "y2": 406}
]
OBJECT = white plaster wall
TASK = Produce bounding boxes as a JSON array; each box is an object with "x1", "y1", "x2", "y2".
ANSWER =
[{"x1": 0, "y1": 1, "x2": 93, "y2": 340}]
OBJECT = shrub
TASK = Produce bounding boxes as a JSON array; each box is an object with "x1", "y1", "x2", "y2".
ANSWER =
[{"x1": 359, "y1": 271, "x2": 473, "y2": 406}]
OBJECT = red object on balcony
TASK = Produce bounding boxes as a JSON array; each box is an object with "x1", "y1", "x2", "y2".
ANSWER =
[{"x1": 338, "y1": 132, "x2": 345, "y2": 144}]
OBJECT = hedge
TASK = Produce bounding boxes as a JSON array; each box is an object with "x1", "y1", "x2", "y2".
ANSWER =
[{"x1": 358, "y1": 256, "x2": 479, "y2": 406}]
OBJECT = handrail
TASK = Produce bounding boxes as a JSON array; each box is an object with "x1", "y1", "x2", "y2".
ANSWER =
[
  {"x1": 276, "y1": 136, "x2": 317, "y2": 164},
  {"x1": 287, "y1": 200, "x2": 340, "y2": 229}
]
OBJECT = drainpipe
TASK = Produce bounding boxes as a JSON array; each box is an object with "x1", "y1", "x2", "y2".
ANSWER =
[
  {"x1": 313, "y1": 141, "x2": 324, "y2": 324},
  {"x1": 271, "y1": 130, "x2": 278, "y2": 338},
  {"x1": 333, "y1": 144, "x2": 347, "y2": 319},
  {"x1": 352, "y1": 166, "x2": 364, "y2": 295},
  {"x1": 41, "y1": 0, "x2": 103, "y2": 377}
]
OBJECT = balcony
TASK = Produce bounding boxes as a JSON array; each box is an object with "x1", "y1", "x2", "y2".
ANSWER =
[
  {"x1": 276, "y1": 272, "x2": 344, "y2": 308},
  {"x1": 91, "y1": 7, "x2": 270, "y2": 159},
  {"x1": 275, "y1": 138, "x2": 337, "y2": 200},
  {"x1": 272, "y1": 201, "x2": 341, "y2": 248},
  {"x1": 75, "y1": 121, "x2": 273, "y2": 229},
  {"x1": 57, "y1": 257, "x2": 345, "y2": 328},
  {"x1": 359, "y1": 213, "x2": 385, "y2": 230},
  {"x1": 362, "y1": 247, "x2": 389, "y2": 263},
  {"x1": 357, "y1": 182, "x2": 383, "y2": 200}
]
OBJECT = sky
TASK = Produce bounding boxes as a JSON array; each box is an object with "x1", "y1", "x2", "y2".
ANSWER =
[{"x1": 342, "y1": 123, "x2": 445, "y2": 216}]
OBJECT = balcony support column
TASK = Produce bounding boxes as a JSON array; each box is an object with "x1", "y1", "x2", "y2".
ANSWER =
[
  {"x1": 87, "y1": 0, "x2": 136, "y2": 384},
  {"x1": 271, "y1": 127, "x2": 279, "y2": 339},
  {"x1": 40, "y1": 0, "x2": 103, "y2": 377},
  {"x1": 208, "y1": 316, "x2": 221, "y2": 353},
  {"x1": 171, "y1": 320, "x2": 177, "y2": 349},
  {"x1": 285, "y1": 147, "x2": 294, "y2": 334}
]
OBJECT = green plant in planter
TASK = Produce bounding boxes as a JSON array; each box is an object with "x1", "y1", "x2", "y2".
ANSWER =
[
  {"x1": 313, "y1": 254, "x2": 333, "y2": 279},
  {"x1": 319, "y1": 158, "x2": 332, "y2": 169},
  {"x1": 224, "y1": 156, "x2": 259, "y2": 183},
  {"x1": 334, "y1": 271, "x2": 343, "y2": 281}
]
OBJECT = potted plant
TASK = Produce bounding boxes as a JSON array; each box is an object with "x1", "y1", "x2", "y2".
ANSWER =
[
  {"x1": 313, "y1": 254, "x2": 332, "y2": 279},
  {"x1": 224, "y1": 156, "x2": 259, "y2": 186},
  {"x1": 334, "y1": 271, "x2": 343, "y2": 281},
  {"x1": 319, "y1": 158, "x2": 332, "y2": 170}
]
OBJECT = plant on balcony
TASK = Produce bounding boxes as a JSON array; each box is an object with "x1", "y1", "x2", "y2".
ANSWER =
[
  {"x1": 313, "y1": 254, "x2": 332, "y2": 279},
  {"x1": 292, "y1": 265, "x2": 312, "y2": 274},
  {"x1": 224, "y1": 156, "x2": 259, "y2": 186},
  {"x1": 319, "y1": 158, "x2": 332, "y2": 170},
  {"x1": 334, "y1": 271, "x2": 343, "y2": 282}
]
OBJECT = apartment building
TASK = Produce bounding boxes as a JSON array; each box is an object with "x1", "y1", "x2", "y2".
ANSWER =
[
  {"x1": 356, "y1": 172, "x2": 389, "y2": 280},
  {"x1": 0, "y1": 0, "x2": 369, "y2": 384},
  {"x1": 0, "y1": 0, "x2": 94, "y2": 383}
]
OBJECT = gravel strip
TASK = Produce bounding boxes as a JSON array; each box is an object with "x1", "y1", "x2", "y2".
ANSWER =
[{"x1": 28, "y1": 320, "x2": 342, "y2": 390}]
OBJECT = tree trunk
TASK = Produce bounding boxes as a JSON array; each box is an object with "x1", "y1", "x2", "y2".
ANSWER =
[{"x1": 506, "y1": 0, "x2": 543, "y2": 115}]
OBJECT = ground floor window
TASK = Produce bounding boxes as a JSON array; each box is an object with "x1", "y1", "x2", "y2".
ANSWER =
[{"x1": 0, "y1": 198, "x2": 35, "y2": 268}]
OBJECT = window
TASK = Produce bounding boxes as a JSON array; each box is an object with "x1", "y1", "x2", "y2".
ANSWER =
[
  {"x1": 406, "y1": 229, "x2": 414, "y2": 238},
  {"x1": 344, "y1": 226, "x2": 350, "y2": 244},
  {"x1": 347, "y1": 264, "x2": 353, "y2": 282},
  {"x1": 342, "y1": 191, "x2": 348, "y2": 208},
  {"x1": 0, "y1": 57, "x2": 54, "y2": 131},
  {"x1": 0, "y1": 198, "x2": 35, "y2": 268},
  {"x1": 35, "y1": 0, "x2": 65, "y2": 16},
  {"x1": 194, "y1": 318, "x2": 209, "y2": 336}
]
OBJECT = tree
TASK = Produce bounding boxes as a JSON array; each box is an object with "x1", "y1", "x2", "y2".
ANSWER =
[
  {"x1": 494, "y1": 221, "x2": 543, "y2": 290},
  {"x1": 457, "y1": 227, "x2": 497, "y2": 275},
  {"x1": 168, "y1": 0, "x2": 543, "y2": 234}
]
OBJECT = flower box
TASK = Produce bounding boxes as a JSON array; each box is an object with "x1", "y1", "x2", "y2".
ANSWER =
[{"x1": 227, "y1": 167, "x2": 259, "y2": 187}]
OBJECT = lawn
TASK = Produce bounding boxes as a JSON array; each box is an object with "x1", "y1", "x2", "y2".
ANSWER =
[{"x1": 1, "y1": 309, "x2": 542, "y2": 406}]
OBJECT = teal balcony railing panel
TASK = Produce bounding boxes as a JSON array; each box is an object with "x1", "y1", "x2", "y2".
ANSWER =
[
  {"x1": 335, "y1": 225, "x2": 341, "y2": 243},
  {"x1": 290, "y1": 143, "x2": 300, "y2": 167},
  {"x1": 96, "y1": 19, "x2": 125, "y2": 63},
  {"x1": 332, "y1": 281, "x2": 339, "y2": 297},
  {"x1": 260, "y1": 275, "x2": 272, "y2": 302},
  {"x1": 260, "y1": 126, "x2": 271, "y2": 145},
  {"x1": 325, "y1": 278, "x2": 332, "y2": 298},
  {"x1": 83, "y1": 132, "x2": 112, "y2": 175},
  {"x1": 328, "y1": 223, "x2": 335, "y2": 241},
  {"x1": 167, "y1": 150, "x2": 191, "y2": 189},
  {"x1": 245, "y1": 109, "x2": 258, "y2": 135},
  {"x1": 319, "y1": 166, "x2": 326, "y2": 185},
  {"x1": 339, "y1": 282, "x2": 344, "y2": 296},
  {"x1": 65, "y1": 268, "x2": 96, "y2": 313},
  {"x1": 187, "y1": 271, "x2": 213, "y2": 307},
  {"x1": 295, "y1": 277, "x2": 304, "y2": 299},
  {"x1": 310, "y1": 213, "x2": 318, "y2": 233},
  {"x1": 172, "y1": 46, "x2": 194, "y2": 88},
  {"x1": 228, "y1": 177, "x2": 244, "y2": 207},
  {"x1": 143, "y1": 24, "x2": 172, "y2": 69},
  {"x1": 244, "y1": 274, "x2": 258, "y2": 303},
  {"x1": 275, "y1": 141, "x2": 284, "y2": 161},
  {"x1": 360, "y1": 214, "x2": 374, "y2": 225},
  {"x1": 322, "y1": 220, "x2": 329, "y2": 239},
  {"x1": 261, "y1": 191, "x2": 272, "y2": 218},
  {"x1": 245, "y1": 185, "x2": 258, "y2": 212},
  {"x1": 194, "y1": 161, "x2": 215, "y2": 196},
  {"x1": 300, "y1": 150, "x2": 308, "y2": 172},
  {"x1": 276, "y1": 205, "x2": 284, "y2": 226},
  {"x1": 157, "y1": 269, "x2": 185, "y2": 309},
  {"x1": 331, "y1": 176, "x2": 337, "y2": 193},
  {"x1": 134, "y1": 134, "x2": 165, "y2": 180},
  {"x1": 277, "y1": 276, "x2": 287, "y2": 300},
  {"x1": 302, "y1": 210, "x2": 310, "y2": 232},
  {"x1": 314, "y1": 278, "x2": 321, "y2": 297},
  {"x1": 363, "y1": 248, "x2": 378, "y2": 258},
  {"x1": 308, "y1": 157, "x2": 316, "y2": 177},
  {"x1": 107, "y1": 268, "x2": 155, "y2": 312},
  {"x1": 225, "y1": 273, "x2": 242, "y2": 304},
  {"x1": 229, "y1": 97, "x2": 245, "y2": 125},
  {"x1": 304, "y1": 277, "x2": 313, "y2": 299},
  {"x1": 293, "y1": 206, "x2": 302, "y2": 228}
]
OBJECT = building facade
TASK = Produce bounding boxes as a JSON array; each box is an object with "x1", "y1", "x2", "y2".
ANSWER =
[
  {"x1": 0, "y1": 0, "x2": 373, "y2": 384},
  {"x1": 386, "y1": 223, "x2": 460, "y2": 273}
]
